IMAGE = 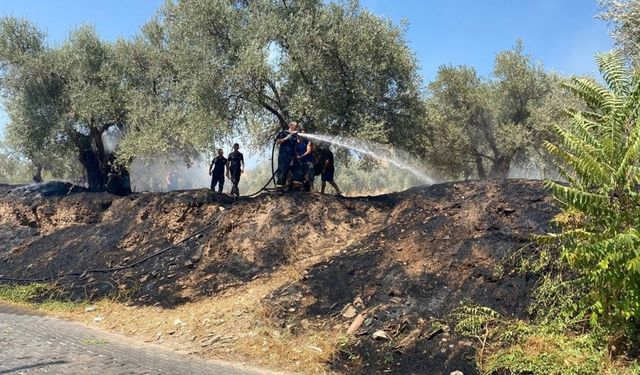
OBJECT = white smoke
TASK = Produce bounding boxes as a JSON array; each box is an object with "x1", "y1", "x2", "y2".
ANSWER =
[
  {"x1": 128, "y1": 154, "x2": 267, "y2": 194},
  {"x1": 129, "y1": 157, "x2": 211, "y2": 192},
  {"x1": 102, "y1": 126, "x2": 123, "y2": 155}
]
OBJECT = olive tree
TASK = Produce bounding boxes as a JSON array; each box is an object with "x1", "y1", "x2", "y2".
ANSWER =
[
  {"x1": 0, "y1": 19, "x2": 131, "y2": 193},
  {"x1": 116, "y1": 0, "x2": 426, "y2": 160},
  {"x1": 422, "y1": 42, "x2": 561, "y2": 179},
  {"x1": 600, "y1": 0, "x2": 640, "y2": 65},
  {"x1": 1, "y1": 1, "x2": 426, "y2": 192}
]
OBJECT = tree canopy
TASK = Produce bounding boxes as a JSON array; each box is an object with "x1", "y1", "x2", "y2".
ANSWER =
[
  {"x1": 0, "y1": 0, "x2": 426, "y2": 192},
  {"x1": 421, "y1": 42, "x2": 566, "y2": 179},
  {"x1": 0, "y1": 18, "x2": 131, "y2": 192},
  {"x1": 600, "y1": 0, "x2": 640, "y2": 66},
  {"x1": 0, "y1": 0, "x2": 587, "y2": 189},
  {"x1": 126, "y1": 0, "x2": 425, "y2": 150}
]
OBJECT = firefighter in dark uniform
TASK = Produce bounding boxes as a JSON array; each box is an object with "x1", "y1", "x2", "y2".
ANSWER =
[
  {"x1": 275, "y1": 121, "x2": 299, "y2": 188},
  {"x1": 227, "y1": 143, "x2": 244, "y2": 197},
  {"x1": 209, "y1": 149, "x2": 227, "y2": 194},
  {"x1": 318, "y1": 148, "x2": 342, "y2": 195}
]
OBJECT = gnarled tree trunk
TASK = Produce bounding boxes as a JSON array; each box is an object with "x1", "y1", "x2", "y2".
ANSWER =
[
  {"x1": 77, "y1": 130, "x2": 131, "y2": 195},
  {"x1": 32, "y1": 164, "x2": 43, "y2": 183},
  {"x1": 474, "y1": 155, "x2": 487, "y2": 179},
  {"x1": 489, "y1": 155, "x2": 512, "y2": 179}
]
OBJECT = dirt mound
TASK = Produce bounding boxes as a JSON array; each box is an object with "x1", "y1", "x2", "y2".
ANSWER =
[
  {"x1": 0, "y1": 180, "x2": 557, "y2": 374},
  {"x1": 0, "y1": 185, "x2": 384, "y2": 304}
]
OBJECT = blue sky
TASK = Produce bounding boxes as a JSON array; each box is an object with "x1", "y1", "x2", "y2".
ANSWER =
[
  {"x1": 360, "y1": 0, "x2": 612, "y2": 80},
  {"x1": 0, "y1": 0, "x2": 613, "y2": 136}
]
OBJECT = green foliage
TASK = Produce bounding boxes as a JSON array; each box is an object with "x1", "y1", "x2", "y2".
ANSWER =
[
  {"x1": 423, "y1": 41, "x2": 571, "y2": 179},
  {"x1": 451, "y1": 303, "x2": 511, "y2": 371},
  {"x1": 0, "y1": 18, "x2": 72, "y2": 179},
  {"x1": 600, "y1": 0, "x2": 640, "y2": 67},
  {"x1": 0, "y1": 16, "x2": 45, "y2": 65},
  {"x1": 452, "y1": 301, "x2": 639, "y2": 375},
  {"x1": 111, "y1": 0, "x2": 426, "y2": 162},
  {"x1": 452, "y1": 304, "x2": 506, "y2": 338},
  {"x1": 0, "y1": 1, "x2": 426, "y2": 189},
  {"x1": 545, "y1": 50, "x2": 640, "y2": 326},
  {"x1": 0, "y1": 283, "x2": 54, "y2": 303},
  {"x1": 527, "y1": 274, "x2": 584, "y2": 329},
  {"x1": 484, "y1": 330, "x2": 637, "y2": 375},
  {"x1": 0, "y1": 283, "x2": 83, "y2": 312},
  {"x1": 0, "y1": 142, "x2": 32, "y2": 183},
  {"x1": 0, "y1": 17, "x2": 120, "y2": 188},
  {"x1": 450, "y1": 210, "x2": 640, "y2": 374}
]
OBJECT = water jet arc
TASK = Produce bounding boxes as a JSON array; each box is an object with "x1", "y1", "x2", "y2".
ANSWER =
[{"x1": 301, "y1": 133, "x2": 434, "y2": 184}]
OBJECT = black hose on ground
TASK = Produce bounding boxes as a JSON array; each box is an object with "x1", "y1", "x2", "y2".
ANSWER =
[
  {"x1": 0, "y1": 211, "x2": 227, "y2": 283},
  {"x1": 0, "y1": 132, "x2": 282, "y2": 283}
]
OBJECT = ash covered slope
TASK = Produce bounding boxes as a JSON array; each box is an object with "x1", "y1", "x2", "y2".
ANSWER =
[
  {"x1": 0, "y1": 183, "x2": 388, "y2": 304},
  {"x1": 0, "y1": 180, "x2": 557, "y2": 374}
]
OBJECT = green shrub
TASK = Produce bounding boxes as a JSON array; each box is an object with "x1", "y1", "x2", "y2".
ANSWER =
[
  {"x1": 0, "y1": 283, "x2": 56, "y2": 302},
  {"x1": 451, "y1": 302, "x2": 639, "y2": 374},
  {"x1": 545, "y1": 50, "x2": 640, "y2": 328},
  {"x1": 484, "y1": 330, "x2": 637, "y2": 375}
]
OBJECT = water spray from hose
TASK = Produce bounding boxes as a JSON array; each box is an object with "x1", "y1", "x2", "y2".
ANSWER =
[{"x1": 301, "y1": 133, "x2": 435, "y2": 184}]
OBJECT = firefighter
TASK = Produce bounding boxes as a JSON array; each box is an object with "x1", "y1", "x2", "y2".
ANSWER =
[
  {"x1": 208, "y1": 149, "x2": 227, "y2": 194},
  {"x1": 227, "y1": 143, "x2": 244, "y2": 196},
  {"x1": 275, "y1": 121, "x2": 299, "y2": 189}
]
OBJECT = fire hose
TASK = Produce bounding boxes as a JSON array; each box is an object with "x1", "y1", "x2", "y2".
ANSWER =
[
  {"x1": 0, "y1": 210, "x2": 227, "y2": 283},
  {"x1": 242, "y1": 130, "x2": 281, "y2": 197},
  {"x1": 0, "y1": 131, "x2": 285, "y2": 283}
]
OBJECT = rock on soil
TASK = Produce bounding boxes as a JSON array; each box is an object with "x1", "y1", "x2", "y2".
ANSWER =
[{"x1": 0, "y1": 180, "x2": 558, "y2": 374}]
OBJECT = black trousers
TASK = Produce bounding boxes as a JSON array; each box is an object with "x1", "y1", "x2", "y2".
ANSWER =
[
  {"x1": 276, "y1": 151, "x2": 294, "y2": 186},
  {"x1": 211, "y1": 174, "x2": 224, "y2": 194},
  {"x1": 229, "y1": 168, "x2": 241, "y2": 196}
]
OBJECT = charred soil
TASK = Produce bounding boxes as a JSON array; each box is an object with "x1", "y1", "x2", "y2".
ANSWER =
[{"x1": 0, "y1": 180, "x2": 557, "y2": 374}]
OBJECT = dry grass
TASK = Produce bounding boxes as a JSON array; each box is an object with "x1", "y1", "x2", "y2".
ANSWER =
[
  {"x1": 521, "y1": 335, "x2": 562, "y2": 357},
  {"x1": 5, "y1": 264, "x2": 343, "y2": 374}
]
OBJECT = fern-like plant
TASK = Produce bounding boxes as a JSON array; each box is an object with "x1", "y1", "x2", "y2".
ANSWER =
[
  {"x1": 545, "y1": 50, "x2": 640, "y2": 327},
  {"x1": 452, "y1": 303, "x2": 506, "y2": 371}
]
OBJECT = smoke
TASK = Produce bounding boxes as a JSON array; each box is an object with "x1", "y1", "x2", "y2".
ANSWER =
[
  {"x1": 129, "y1": 157, "x2": 212, "y2": 192},
  {"x1": 128, "y1": 154, "x2": 268, "y2": 194},
  {"x1": 100, "y1": 127, "x2": 222, "y2": 193},
  {"x1": 508, "y1": 159, "x2": 562, "y2": 181},
  {"x1": 102, "y1": 126, "x2": 123, "y2": 155}
]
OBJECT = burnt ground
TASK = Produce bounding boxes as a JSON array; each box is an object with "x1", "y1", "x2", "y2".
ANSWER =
[{"x1": 0, "y1": 179, "x2": 558, "y2": 374}]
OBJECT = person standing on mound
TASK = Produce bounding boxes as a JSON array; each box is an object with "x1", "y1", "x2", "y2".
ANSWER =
[
  {"x1": 318, "y1": 148, "x2": 341, "y2": 195},
  {"x1": 227, "y1": 143, "x2": 244, "y2": 196},
  {"x1": 275, "y1": 121, "x2": 299, "y2": 189},
  {"x1": 209, "y1": 149, "x2": 227, "y2": 194}
]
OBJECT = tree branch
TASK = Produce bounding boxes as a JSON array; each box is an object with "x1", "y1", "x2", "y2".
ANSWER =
[
  {"x1": 261, "y1": 101, "x2": 286, "y2": 127},
  {"x1": 265, "y1": 78, "x2": 283, "y2": 108}
]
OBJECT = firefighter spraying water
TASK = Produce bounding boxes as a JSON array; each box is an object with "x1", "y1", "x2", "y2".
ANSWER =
[{"x1": 205, "y1": 118, "x2": 434, "y2": 197}]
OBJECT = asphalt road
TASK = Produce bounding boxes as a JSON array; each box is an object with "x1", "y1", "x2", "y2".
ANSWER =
[{"x1": 0, "y1": 304, "x2": 281, "y2": 375}]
